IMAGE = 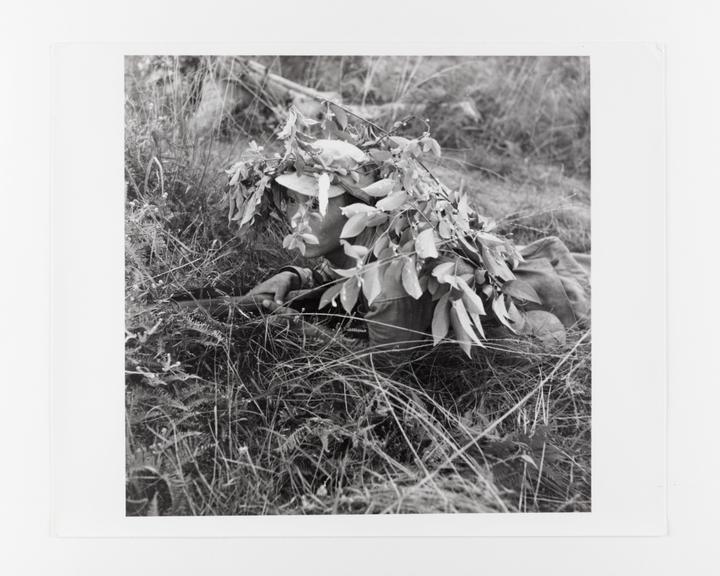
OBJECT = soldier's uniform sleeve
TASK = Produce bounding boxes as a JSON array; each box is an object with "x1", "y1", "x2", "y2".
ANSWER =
[
  {"x1": 363, "y1": 292, "x2": 434, "y2": 351},
  {"x1": 361, "y1": 259, "x2": 435, "y2": 351},
  {"x1": 275, "y1": 239, "x2": 591, "y2": 352},
  {"x1": 515, "y1": 236, "x2": 590, "y2": 327},
  {"x1": 277, "y1": 260, "x2": 336, "y2": 289},
  {"x1": 279, "y1": 258, "x2": 436, "y2": 351}
]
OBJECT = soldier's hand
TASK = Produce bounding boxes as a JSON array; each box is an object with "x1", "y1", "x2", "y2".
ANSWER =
[
  {"x1": 261, "y1": 299, "x2": 340, "y2": 344},
  {"x1": 260, "y1": 299, "x2": 304, "y2": 332},
  {"x1": 245, "y1": 271, "x2": 297, "y2": 305}
]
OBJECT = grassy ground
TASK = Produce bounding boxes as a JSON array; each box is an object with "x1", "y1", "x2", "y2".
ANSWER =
[{"x1": 125, "y1": 56, "x2": 591, "y2": 515}]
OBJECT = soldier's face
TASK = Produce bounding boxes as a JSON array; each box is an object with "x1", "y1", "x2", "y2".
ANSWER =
[{"x1": 283, "y1": 190, "x2": 350, "y2": 257}]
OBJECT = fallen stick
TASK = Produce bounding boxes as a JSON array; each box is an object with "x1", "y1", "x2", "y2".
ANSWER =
[{"x1": 241, "y1": 59, "x2": 340, "y2": 104}]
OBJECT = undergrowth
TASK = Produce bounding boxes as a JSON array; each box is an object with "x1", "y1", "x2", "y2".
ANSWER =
[{"x1": 125, "y1": 56, "x2": 591, "y2": 515}]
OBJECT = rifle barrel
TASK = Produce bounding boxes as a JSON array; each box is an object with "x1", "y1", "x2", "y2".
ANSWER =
[{"x1": 169, "y1": 289, "x2": 309, "y2": 315}]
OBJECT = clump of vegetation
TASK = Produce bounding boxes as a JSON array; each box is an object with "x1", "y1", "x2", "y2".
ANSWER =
[{"x1": 125, "y1": 56, "x2": 591, "y2": 515}]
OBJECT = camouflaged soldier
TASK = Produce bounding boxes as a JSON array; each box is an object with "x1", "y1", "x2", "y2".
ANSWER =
[{"x1": 244, "y1": 139, "x2": 590, "y2": 353}]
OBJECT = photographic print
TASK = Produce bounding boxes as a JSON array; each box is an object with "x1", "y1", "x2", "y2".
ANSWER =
[{"x1": 124, "y1": 55, "x2": 591, "y2": 516}]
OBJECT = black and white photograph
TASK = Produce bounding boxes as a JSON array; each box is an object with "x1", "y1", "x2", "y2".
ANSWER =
[
  {"x1": 124, "y1": 55, "x2": 592, "y2": 516},
  {"x1": 14, "y1": 0, "x2": 720, "y2": 570}
]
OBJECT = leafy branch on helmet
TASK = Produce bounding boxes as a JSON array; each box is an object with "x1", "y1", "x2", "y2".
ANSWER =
[{"x1": 224, "y1": 103, "x2": 545, "y2": 357}]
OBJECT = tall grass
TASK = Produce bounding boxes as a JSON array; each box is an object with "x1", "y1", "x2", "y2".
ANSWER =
[
  {"x1": 241, "y1": 55, "x2": 590, "y2": 178},
  {"x1": 125, "y1": 56, "x2": 591, "y2": 515}
]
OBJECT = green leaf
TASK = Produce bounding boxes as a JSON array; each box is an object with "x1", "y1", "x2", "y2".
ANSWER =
[
  {"x1": 449, "y1": 306, "x2": 472, "y2": 358},
  {"x1": 376, "y1": 190, "x2": 408, "y2": 212},
  {"x1": 332, "y1": 267, "x2": 359, "y2": 278},
  {"x1": 277, "y1": 107, "x2": 297, "y2": 139},
  {"x1": 456, "y1": 195, "x2": 470, "y2": 232},
  {"x1": 294, "y1": 237, "x2": 306, "y2": 255},
  {"x1": 452, "y1": 297, "x2": 483, "y2": 346},
  {"x1": 419, "y1": 273, "x2": 429, "y2": 293},
  {"x1": 431, "y1": 292, "x2": 450, "y2": 345},
  {"x1": 443, "y1": 275, "x2": 463, "y2": 289},
  {"x1": 393, "y1": 214, "x2": 408, "y2": 236},
  {"x1": 399, "y1": 238, "x2": 416, "y2": 254},
  {"x1": 457, "y1": 234, "x2": 482, "y2": 267},
  {"x1": 317, "y1": 173, "x2": 330, "y2": 216},
  {"x1": 385, "y1": 258, "x2": 405, "y2": 286},
  {"x1": 422, "y1": 137, "x2": 441, "y2": 157},
  {"x1": 475, "y1": 231, "x2": 506, "y2": 248},
  {"x1": 432, "y1": 261, "x2": 456, "y2": 283},
  {"x1": 239, "y1": 183, "x2": 264, "y2": 226},
  {"x1": 491, "y1": 294, "x2": 516, "y2": 333},
  {"x1": 294, "y1": 156, "x2": 305, "y2": 175},
  {"x1": 341, "y1": 240, "x2": 369, "y2": 264},
  {"x1": 368, "y1": 149, "x2": 392, "y2": 162},
  {"x1": 502, "y1": 279, "x2": 542, "y2": 305},
  {"x1": 377, "y1": 246, "x2": 395, "y2": 261},
  {"x1": 330, "y1": 103, "x2": 348, "y2": 130},
  {"x1": 362, "y1": 178, "x2": 395, "y2": 198},
  {"x1": 319, "y1": 282, "x2": 343, "y2": 309},
  {"x1": 340, "y1": 277, "x2": 361, "y2": 313},
  {"x1": 341, "y1": 203, "x2": 378, "y2": 218},
  {"x1": 228, "y1": 167, "x2": 241, "y2": 187},
  {"x1": 438, "y1": 219, "x2": 453, "y2": 239},
  {"x1": 365, "y1": 212, "x2": 389, "y2": 227},
  {"x1": 388, "y1": 136, "x2": 410, "y2": 150},
  {"x1": 361, "y1": 263, "x2": 383, "y2": 305},
  {"x1": 327, "y1": 123, "x2": 354, "y2": 143},
  {"x1": 518, "y1": 454, "x2": 538, "y2": 468},
  {"x1": 468, "y1": 310, "x2": 486, "y2": 339},
  {"x1": 340, "y1": 213, "x2": 369, "y2": 238},
  {"x1": 372, "y1": 234, "x2": 389, "y2": 258},
  {"x1": 401, "y1": 256, "x2": 423, "y2": 299},
  {"x1": 456, "y1": 277, "x2": 486, "y2": 315},
  {"x1": 301, "y1": 233, "x2": 319, "y2": 245},
  {"x1": 506, "y1": 299, "x2": 526, "y2": 331},
  {"x1": 415, "y1": 228, "x2": 439, "y2": 259},
  {"x1": 481, "y1": 244, "x2": 515, "y2": 282}
]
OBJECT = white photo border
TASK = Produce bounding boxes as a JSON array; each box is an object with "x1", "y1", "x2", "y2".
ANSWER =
[{"x1": 51, "y1": 43, "x2": 666, "y2": 537}]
